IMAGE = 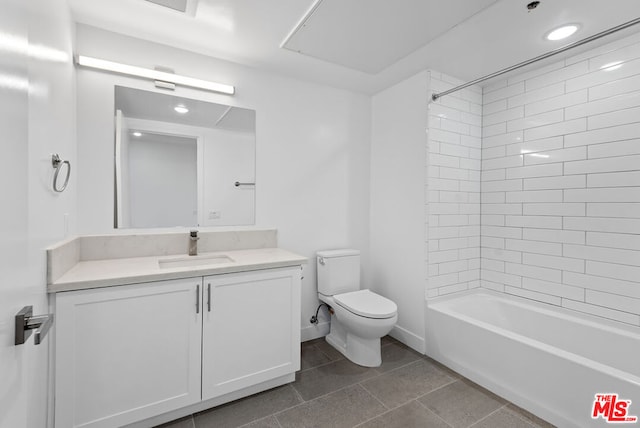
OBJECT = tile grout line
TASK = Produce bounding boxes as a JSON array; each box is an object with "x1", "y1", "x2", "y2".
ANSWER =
[
  {"x1": 272, "y1": 380, "x2": 405, "y2": 428},
  {"x1": 218, "y1": 384, "x2": 308, "y2": 428},
  {"x1": 466, "y1": 403, "x2": 524, "y2": 428},
  {"x1": 286, "y1": 348, "x2": 433, "y2": 424},
  {"x1": 414, "y1": 377, "x2": 460, "y2": 403},
  {"x1": 298, "y1": 356, "x2": 344, "y2": 373},
  {"x1": 353, "y1": 360, "x2": 461, "y2": 424},
  {"x1": 467, "y1": 404, "x2": 506, "y2": 428},
  {"x1": 288, "y1": 383, "x2": 306, "y2": 404},
  {"x1": 356, "y1": 382, "x2": 390, "y2": 411},
  {"x1": 348, "y1": 384, "x2": 393, "y2": 428},
  {"x1": 413, "y1": 399, "x2": 456, "y2": 428},
  {"x1": 275, "y1": 415, "x2": 284, "y2": 428},
  {"x1": 236, "y1": 414, "x2": 276, "y2": 428},
  {"x1": 279, "y1": 383, "x2": 375, "y2": 418},
  {"x1": 291, "y1": 381, "x2": 359, "y2": 404},
  {"x1": 259, "y1": 386, "x2": 314, "y2": 421}
]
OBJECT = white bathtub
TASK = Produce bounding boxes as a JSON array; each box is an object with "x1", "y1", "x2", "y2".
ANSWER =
[{"x1": 425, "y1": 289, "x2": 640, "y2": 428}]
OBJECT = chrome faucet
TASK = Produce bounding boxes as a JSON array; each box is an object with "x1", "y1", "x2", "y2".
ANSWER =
[{"x1": 189, "y1": 230, "x2": 199, "y2": 256}]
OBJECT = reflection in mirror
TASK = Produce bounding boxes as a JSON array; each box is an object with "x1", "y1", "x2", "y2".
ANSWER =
[{"x1": 114, "y1": 86, "x2": 256, "y2": 228}]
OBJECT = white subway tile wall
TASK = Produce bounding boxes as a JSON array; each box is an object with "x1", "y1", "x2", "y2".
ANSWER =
[
  {"x1": 480, "y1": 32, "x2": 640, "y2": 326},
  {"x1": 427, "y1": 71, "x2": 482, "y2": 297}
]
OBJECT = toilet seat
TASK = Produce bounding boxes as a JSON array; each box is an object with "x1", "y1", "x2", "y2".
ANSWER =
[{"x1": 333, "y1": 289, "x2": 397, "y2": 319}]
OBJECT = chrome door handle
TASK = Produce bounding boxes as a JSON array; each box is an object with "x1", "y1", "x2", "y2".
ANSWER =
[
  {"x1": 15, "y1": 306, "x2": 54, "y2": 345},
  {"x1": 207, "y1": 283, "x2": 211, "y2": 312}
]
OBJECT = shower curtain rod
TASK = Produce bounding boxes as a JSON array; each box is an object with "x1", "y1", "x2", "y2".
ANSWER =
[{"x1": 431, "y1": 16, "x2": 640, "y2": 101}]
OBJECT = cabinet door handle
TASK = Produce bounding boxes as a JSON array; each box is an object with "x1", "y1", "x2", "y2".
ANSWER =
[
  {"x1": 207, "y1": 283, "x2": 211, "y2": 312},
  {"x1": 196, "y1": 284, "x2": 200, "y2": 314}
]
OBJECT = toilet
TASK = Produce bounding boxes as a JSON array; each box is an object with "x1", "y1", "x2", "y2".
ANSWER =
[{"x1": 316, "y1": 249, "x2": 398, "y2": 367}]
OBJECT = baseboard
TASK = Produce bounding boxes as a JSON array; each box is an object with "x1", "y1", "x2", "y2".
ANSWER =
[
  {"x1": 390, "y1": 325, "x2": 425, "y2": 354},
  {"x1": 300, "y1": 321, "x2": 330, "y2": 342}
]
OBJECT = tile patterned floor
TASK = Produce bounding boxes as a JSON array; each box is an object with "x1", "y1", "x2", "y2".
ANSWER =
[{"x1": 156, "y1": 337, "x2": 555, "y2": 428}]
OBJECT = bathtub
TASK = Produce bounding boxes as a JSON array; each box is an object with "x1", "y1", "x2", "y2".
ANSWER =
[{"x1": 425, "y1": 289, "x2": 640, "y2": 428}]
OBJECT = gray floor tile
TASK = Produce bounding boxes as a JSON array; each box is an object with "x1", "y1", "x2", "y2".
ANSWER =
[
  {"x1": 313, "y1": 337, "x2": 344, "y2": 361},
  {"x1": 418, "y1": 379, "x2": 506, "y2": 428},
  {"x1": 293, "y1": 358, "x2": 379, "y2": 401},
  {"x1": 239, "y1": 415, "x2": 281, "y2": 428},
  {"x1": 194, "y1": 385, "x2": 301, "y2": 428},
  {"x1": 276, "y1": 385, "x2": 386, "y2": 428},
  {"x1": 422, "y1": 356, "x2": 462, "y2": 380},
  {"x1": 361, "y1": 359, "x2": 455, "y2": 408},
  {"x1": 505, "y1": 404, "x2": 556, "y2": 428},
  {"x1": 155, "y1": 415, "x2": 194, "y2": 428},
  {"x1": 381, "y1": 335, "x2": 400, "y2": 347},
  {"x1": 377, "y1": 342, "x2": 422, "y2": 373},
  {"x1": 300, "y1": 342, "x2": 333, "y2": 371},
  {"x1": 356, "y1": 400, "x2": 451, "y2": 428},
  {"x1": 470, "y1": 408, "x2": 534, "y2": 428},
  {"x1": 157, "y1": 339, "x2": 555, "y2": 428}
]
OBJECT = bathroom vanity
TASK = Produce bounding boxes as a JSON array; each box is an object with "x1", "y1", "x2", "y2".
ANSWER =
[{"x1": 47, "y1": 229, "x2": 306, "y2": 428}]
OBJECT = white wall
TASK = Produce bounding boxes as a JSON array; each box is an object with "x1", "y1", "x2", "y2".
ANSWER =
[
  {"x1": 0, "y1": 0, "x2": 76, "y2": 427},
  {"x1": 426, "y1": 72, "x2": 482, "y2": 297},
  {"x1": 75, "y1": 25, "x2": 372, "y2": 340},
  {"x1": 370, "y1": 71, "x2": 428, "y2": 352},
  {"x1": 481, "y1": 31, "x2": 640, "y2": 326}
]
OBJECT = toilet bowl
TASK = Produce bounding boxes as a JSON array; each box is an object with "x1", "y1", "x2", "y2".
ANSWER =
[
  {"x1": 316, "y1": 249, "x2": 398, "y2": 367},
  {"x1": 319, "y1": 290, "x2": 397, "y2": 367}
]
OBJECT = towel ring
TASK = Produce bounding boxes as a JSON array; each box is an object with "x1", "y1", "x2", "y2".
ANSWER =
[{"x1": 52, "y1": 153, "x2": 71, "y2": 193}]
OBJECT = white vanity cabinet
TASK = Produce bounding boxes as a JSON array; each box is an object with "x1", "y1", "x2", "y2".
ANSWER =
[
  {"x1": 54, "y1": 277, "x2": 203, "y2": 428},
  {"x1": 53, "y1": 266, "x2": 302, "y2": 428},
  {"x1": 202, "y1": 268, "x2": 301, "y2": 399}
]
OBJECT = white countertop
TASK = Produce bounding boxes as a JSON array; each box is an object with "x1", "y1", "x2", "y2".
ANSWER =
[{"x1": 49, "y1": 247, "x2": 307, "y2": 293}]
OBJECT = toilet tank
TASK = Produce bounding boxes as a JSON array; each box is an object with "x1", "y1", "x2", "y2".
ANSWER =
[{"x1": 317, "y1": 249, "x2": 361, "y2": 296}]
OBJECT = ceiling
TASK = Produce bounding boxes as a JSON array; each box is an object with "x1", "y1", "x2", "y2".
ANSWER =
[
  {"x1": 282, "y1": 0, "x2": 497, "y2": 74},
  {"x1": 67, "y1": 0, "x2": 640, "y2": 94}
]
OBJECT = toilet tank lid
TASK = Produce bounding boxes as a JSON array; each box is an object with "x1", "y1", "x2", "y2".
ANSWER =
[{"x1": 317, "y1": 249, "x2": 360, "y2": 258}]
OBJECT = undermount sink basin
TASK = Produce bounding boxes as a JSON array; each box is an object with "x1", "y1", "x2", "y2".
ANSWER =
[{"x1": 158, "y1": 254, "x2": 235, "y2": 269}]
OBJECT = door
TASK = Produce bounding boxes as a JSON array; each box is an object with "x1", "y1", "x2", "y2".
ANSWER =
[
  {"x1": 1, "y1": 0, "x2": 75, "y2": 427},
  {"x1": 0, "y1": 2, "x2": 33, "y2": 427},
  {"x1": 202, "y1": 268, "x2": 301, "y2": 400},
  {"x1": 55, "y1": 279, "x2": 203, "y2": 428}
]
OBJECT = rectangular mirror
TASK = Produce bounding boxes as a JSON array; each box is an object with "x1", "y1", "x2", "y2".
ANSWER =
[{"x1": 114, "y1": 86, "x2": 256, "y2": 228}]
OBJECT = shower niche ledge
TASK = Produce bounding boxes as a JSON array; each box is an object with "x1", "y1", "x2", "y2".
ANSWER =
[{"x1": 47, "y1": 229, "x2": 306, "y2": 428}]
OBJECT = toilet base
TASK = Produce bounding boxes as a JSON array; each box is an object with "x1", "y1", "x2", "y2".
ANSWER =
[{"x1": 325, "y1": 320, "x2": 382, "y2": 367}]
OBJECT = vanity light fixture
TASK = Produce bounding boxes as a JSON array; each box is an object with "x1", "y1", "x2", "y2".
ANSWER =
[
  {"x1": 545, "y1": 24, "x2": 579, "y2": 41},
  {"x1": 174, "y1": 104, "x2": 189, "y2": 114},
  {"x1": 75, "y1": 55, "x2": 235, "y2": 95}
]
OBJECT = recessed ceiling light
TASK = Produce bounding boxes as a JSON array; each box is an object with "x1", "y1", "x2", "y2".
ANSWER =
[
  {"x1": 601, "y1": 61, "x2": 623, "y2": 71},
  {"x1": 545, "y1": 24, "x2": 579, "y2": 41},
  {"x1": 132, "y1": 131, "x2": 142, "y2": 137},
  {"x1": 174, "y1": 104, "x2": 189, "y2": 114}
]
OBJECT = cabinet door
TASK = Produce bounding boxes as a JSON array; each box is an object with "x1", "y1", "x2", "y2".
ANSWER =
[
  {"x1": 55, "y1": 278, "x2": 203, "y2": 428},
  {"x1": 202, "y1": 267, "x2": 301, "y2": 400}
]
